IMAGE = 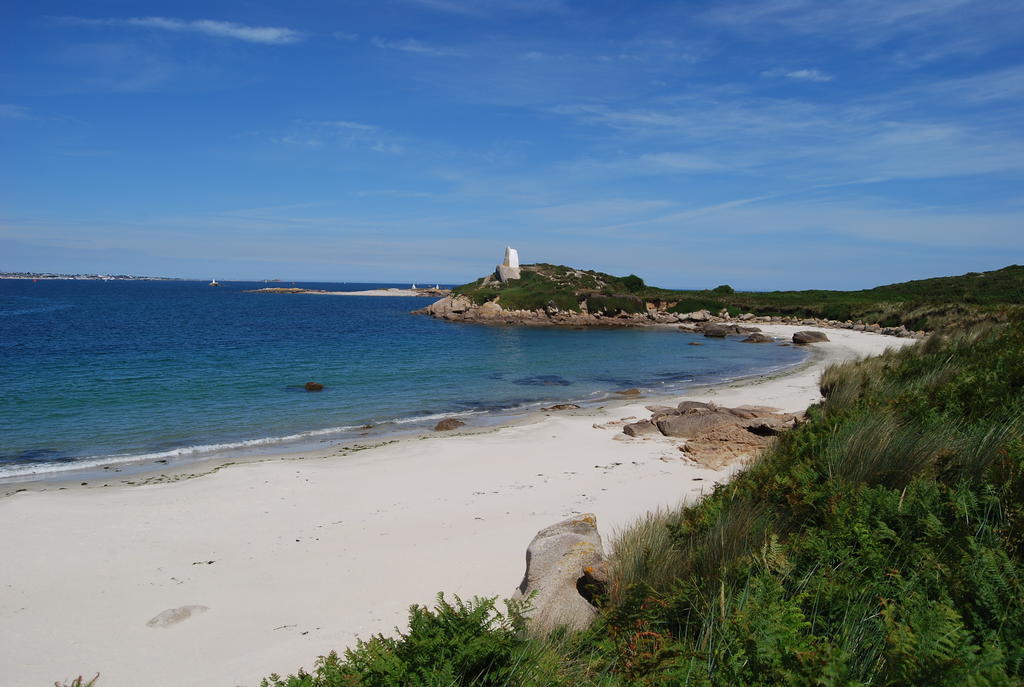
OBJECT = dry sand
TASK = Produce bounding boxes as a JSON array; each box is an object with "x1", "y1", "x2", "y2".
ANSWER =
[{"x1": 0, "y1": 325, "x2": 915, "y2": 687}]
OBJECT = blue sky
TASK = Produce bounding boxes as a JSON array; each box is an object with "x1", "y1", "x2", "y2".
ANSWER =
[{"x1": 1, "y1": 0, "x2": 1022, "y2": 288}]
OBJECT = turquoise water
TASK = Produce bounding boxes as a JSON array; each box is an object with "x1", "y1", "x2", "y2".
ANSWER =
[{"x1": 0, "y1": 280, "x2": 806, "y2": 481}]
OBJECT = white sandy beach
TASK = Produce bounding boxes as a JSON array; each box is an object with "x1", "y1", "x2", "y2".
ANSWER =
[
  {"x1": 0, "y1": 325, "x2": 914, "y2": 687},
  {"x1": 323, "y1": 288, "x2": 430, "y2": 296}
]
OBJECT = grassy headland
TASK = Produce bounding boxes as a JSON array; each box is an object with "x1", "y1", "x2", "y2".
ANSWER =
[
  {"x1": 452, "y1": 263, "x2": 1024, "y2": 330},
  {"x1": 263, "y1": 313, "x2": 1024, "y2": 685}
]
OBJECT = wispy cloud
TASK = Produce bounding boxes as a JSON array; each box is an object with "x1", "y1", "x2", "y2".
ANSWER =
[
  {"x1": 762, "y1": 68, "x2": 834, "y2": 82},
  {"x1": 925, "y1": 66, "x2": 1024, "y2": 104},
  {"x1": 520, "y1": 198, "x2": 675, "y2": 225},
  {"x1": 371, "y1": 37, "x2": 464, "y2": 57},
  {"x1": 402, "y1": 0, "x2": 568, "y2": 16},
  {"x1": 0, "y1": 104, "x2": 31, "y2": 119},
  {"x1": 274, "y1": 120, "x2": 405, "y2": 154},
  {"x1": 57, "y1": 16, "x2": 302, "y2": 45},
  {"x1": 638, "y1": 152, "x2": 729, "y2": 172}
]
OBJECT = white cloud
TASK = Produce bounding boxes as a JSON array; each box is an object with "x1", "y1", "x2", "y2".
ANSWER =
[
  {"x1": 60, "y1": 16, "x2": 302, "y2": 44},
  {"x1": 371, "y1": 37, "x2": 464, "y2": 56},
  {"x1": 762, "y1": 68, "x2": 834, "y2": 82}
]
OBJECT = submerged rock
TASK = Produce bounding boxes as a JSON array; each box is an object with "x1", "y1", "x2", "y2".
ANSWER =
[
  {"x1": 434, "y1": 418, "x2": 465, "y2": 431},
  {"x1": 513, "y1": 514, "x2": 607, "y2": 635},
  {"x1": 544, "y1": 403, "x2": 581, "y2": 411},
  {"x1": 304, "y1": 382, "x2": 324, "y2": 391},
  {"x1": 702, "y1": 324, "x2": 732, "y2": 337}
]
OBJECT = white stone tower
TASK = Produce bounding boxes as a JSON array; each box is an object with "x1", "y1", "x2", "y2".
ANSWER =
[
  {"x1": 504, "y1": 246, "x2": 520, "y2": 269},
  {"x1": 496, "y1": 245, "x2": 522, "y2": 282}
]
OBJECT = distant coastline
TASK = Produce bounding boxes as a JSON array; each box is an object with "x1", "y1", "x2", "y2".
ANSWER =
[{"x1": 0, "y1": 272, "x2": 181, "y2": 281}]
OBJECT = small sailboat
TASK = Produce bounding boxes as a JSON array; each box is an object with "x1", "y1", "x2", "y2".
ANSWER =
[
  {"x1": 209, "y1": 279, "x2": 221, "y2": 287},
  {"x1": 411, "y1": 284, "x2": 417, "y2": 289}
]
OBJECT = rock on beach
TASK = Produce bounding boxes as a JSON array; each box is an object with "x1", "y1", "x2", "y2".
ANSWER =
[
  {"x1": 793, "y1": 330, "x2": 830, "y2": 344},
  {"x1": 513, "y1": 514, "x2": 607, "y2": 635}
]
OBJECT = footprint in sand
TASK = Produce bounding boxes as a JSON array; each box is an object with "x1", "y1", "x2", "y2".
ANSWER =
[{"x1": 146, "y1": 605, "x2": 209, "y2": 628}]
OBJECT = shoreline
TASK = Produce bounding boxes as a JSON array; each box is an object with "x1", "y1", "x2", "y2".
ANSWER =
[
  {"x1": 0, "y1": 326, "x2": 915, "y2": 687},
  {"x1": 1, "y1": 329, "x2": 811, "y2": 492}
]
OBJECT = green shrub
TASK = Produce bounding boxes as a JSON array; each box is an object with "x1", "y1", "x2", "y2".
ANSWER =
[
  {"x1": 261, "y1": 595, "x2": 559, "y2": 687},
  {"x1": 585, "y1": 295, "x2": 646, "y2": 315}
]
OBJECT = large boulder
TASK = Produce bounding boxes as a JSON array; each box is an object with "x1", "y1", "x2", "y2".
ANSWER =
[
  {"x1": 793, "y1": 330, "x2": 830, "y2": 344},
  {"x1": 741, "y1": 333, "x2": 773, "y2": 343},
  {"x1": 513, "y1": 514, "x2": 607, "y2": 635},
  {"x1": 475, "y1": 301, "x2": 504, "y2": 320},
  {"x1": 656, "y1": 407, "x2": 738, "y2": 437}
]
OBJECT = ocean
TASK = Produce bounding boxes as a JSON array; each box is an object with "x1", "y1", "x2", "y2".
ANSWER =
[{"x1": 0, "y1": 280, "x2": 806, "y2": 482}]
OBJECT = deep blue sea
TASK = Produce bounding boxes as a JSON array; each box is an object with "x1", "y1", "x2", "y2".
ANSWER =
[{"x1": 0, "y1": 280, "x2": 806, "y2": 482}]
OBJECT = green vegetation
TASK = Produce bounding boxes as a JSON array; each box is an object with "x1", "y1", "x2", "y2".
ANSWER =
[
  {"x1": 264, "y1": 317, "x2": 1024, "y2": 686},
  {"x1": 450, "y1": 263, "x2": 1024, "y2": 328}
]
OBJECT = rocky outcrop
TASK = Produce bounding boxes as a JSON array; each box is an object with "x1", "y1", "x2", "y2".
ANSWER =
[
  {"x1": 513, "y1": 514, "x2": 607, "y2": 635},
  {"x1": 625, "y1": 402, "x2": 803, "y2": 468},
  {"x1": 656, "y1": 406, "x2": 740, "y2": 437},
  {"x1": 304, "y1": 382, "x2": 324, "y2": 391},
  {"x1": 434, "y1": 418, "x2": 465, "y2": 431},
  {"x1": 423, "y1": 294, "x2": 475, "y2": 320},
  {"x1": 741, "y1": 332, "x2": 773, "y2": 343},
  {"x1": 414, "y1": 295, "x2": 926, "y2": 338},
  {"x1": 793, "y1": 330, "x2": 830, "y2": 344}
]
